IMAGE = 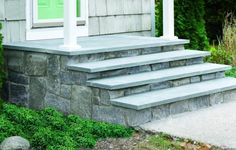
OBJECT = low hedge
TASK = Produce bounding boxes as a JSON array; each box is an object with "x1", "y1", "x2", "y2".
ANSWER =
[{"x1": 0, "y1": 103, "x2": 133, "y2": 149}]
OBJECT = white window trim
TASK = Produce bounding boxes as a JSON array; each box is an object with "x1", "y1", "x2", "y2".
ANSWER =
[{"x1": 26, "y1": 0, "x2": 89, "y2": 41}]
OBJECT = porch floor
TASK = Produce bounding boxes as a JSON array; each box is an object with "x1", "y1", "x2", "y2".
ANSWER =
[{"x1": 4, "y1": 35, "x2": 189, "y2": 55}]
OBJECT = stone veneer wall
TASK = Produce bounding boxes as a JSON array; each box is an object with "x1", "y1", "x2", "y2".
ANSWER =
[
  {"x1": 4, "y1": 46, "x2": 236, "y2": 126},
  {"x1": 0, "y1": 0, "x2": 152, "y2": 43}
]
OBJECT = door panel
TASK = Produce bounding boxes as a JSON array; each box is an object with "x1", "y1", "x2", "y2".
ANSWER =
[{"x1": 38, "y1": 0, "x2": 81, "y2": 20}]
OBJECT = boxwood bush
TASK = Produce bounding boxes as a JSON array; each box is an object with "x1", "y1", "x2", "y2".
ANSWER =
[{"x1": 0, "y1": 103, "x2": 133, "y2": 149}]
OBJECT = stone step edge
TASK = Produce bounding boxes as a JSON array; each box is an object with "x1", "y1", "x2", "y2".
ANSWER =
[
  {"x1": 111, "y1": 77, "x2": 236, "y2": 110},
  {"x1": 86, "y1": 63, "x2": 231, "y2": 90},
  {"x1": 67, "y1": 50, "x2": 211, "y2": 73}
]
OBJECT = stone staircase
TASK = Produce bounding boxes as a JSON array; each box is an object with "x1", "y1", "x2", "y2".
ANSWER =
[
  {"x1": 66, "y1": 36, "x2": 236, "y2": 126},
  {"x1": 5, "y1": 35, "x2": 236, "y2": 127}
]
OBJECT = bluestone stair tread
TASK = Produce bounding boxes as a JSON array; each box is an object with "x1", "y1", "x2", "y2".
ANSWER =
[
  {"x1": 67, "y1": 50, "x2": 210, "y2": 73},
  {"x1": 111, "y1": 77, "x2": 236, "y2": 110},
  {"x1": 87, "y1": 63, "x2": 231, "y2": 89}
]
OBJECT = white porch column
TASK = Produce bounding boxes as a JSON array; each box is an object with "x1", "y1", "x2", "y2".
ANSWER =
[
  {"x1": 61, "y1": 0, "x2": 81, "y2": 49},
  {"x1": 161, "y1": 0, "x2": 178, "y2": 39}
]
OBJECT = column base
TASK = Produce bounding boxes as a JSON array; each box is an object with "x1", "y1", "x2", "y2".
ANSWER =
[
  {"x1": 160, "y1": 36, "x2": 178, "y2": 40},
  {"x1": 59, "y1": 44, "x2": 82, "y2": 51}
]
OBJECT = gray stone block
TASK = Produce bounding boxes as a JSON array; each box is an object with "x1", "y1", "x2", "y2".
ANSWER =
[
  {"x1": 210, "y1": 93, "x2": 224, "y2": 106},
  {"x1": 8, "y1": 71, "x2": 29, "y2": 85},
  {"x1": 92, "y1": 105, "x2": 126, "y2": 125},
  {"x1": 142, "y1": 47, "x2": 162, "y2": 55},
  {"x1": 170, "y1": 60, "x2": 186, "y2": 68},
  {"x1": 150, "y1": 81, "x2": 171, "y2": 90},
  {"x1": 223, "y1": 89, "x2": 236, "y2": 103},
  {"x1": 29, "y1": 77, "x2": 46, "y2": 109},
  {"x1": 128, "y1": 65, "x2": 151, "y2": 74},
  {"x1": 125, "y1": 85, "x2": 150, "y2": 96},
  {"x1": 100, "y1": 89, "x2": 124, "y2": 105},
  {"x1": 186, "y1": 57, "x2": 203, "y2": 65},
  {"x1": 60, "y1": 84, "x2": 72, "y2": 99},
  {"x1": 102, "y1": 69, "x2": 128, "y2": 78},
  {"x1": 47, "y1": 55, "x2": 60, "y2": 76},
  {"x1": 60, "y1": 56, "x2": 70, "y2": 71},
  {"x1": 170, "y1": 78, "x2": 190, "y2": 87},
  {"x1": 45, "y1": 92, "x2": 70, "y2": 113},
  {"x1": 170, "y1": 100, "x2": 189, "y2": 115},
  {"x1": 71, "y1": 85, "x2": 93, "y2": 118},
  {"x1": 216, "y1": 72, "x2": 225, "y2": 78},
  {"x1": 190, "y1": 76, "x2": 201, "y2": 83},
  {"x1": 173, "y1": 45, "x2": 185, "y2": 50},
  {"x1": 9, "y1": 83, "x2": 28, "y2": 106},
  {"x1": 188, "y1": 96, "x2": 210, "y2": 111},
  {"x1": 6, "y1": 51, "x2": 25, "y2": 73},
  {"x1": 201, "y1": 73, "x2": 216, "y2": 81},
  {"x1": 152, "y1": 104, "x2": 170, "y2": 120},
  {"x1": 151, "y1": 62, "x2": 169, "y2": 71},
  {"x1": 162, "y1": 45, "x2": 178, "y2": 52},
  {"x1": 25, "y1": 53, "x2": 47, "y2": 76},
  {"x1": 46, "y1": 75, "x2": 61, "y2": 95},
  {"x1": 123, "y1": 108, "x2": 152, "y2": 126},
  {"x1": 60, "y1": 71, "x2": 82, "y2": 85},
  {"x1": 2, "y1": 82, "x2": 10, "y2": 100}
]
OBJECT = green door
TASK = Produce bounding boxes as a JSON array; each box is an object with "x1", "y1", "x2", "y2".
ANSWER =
[{"x1": 38, "y1": 0, "x2": 81, "y2": 20}]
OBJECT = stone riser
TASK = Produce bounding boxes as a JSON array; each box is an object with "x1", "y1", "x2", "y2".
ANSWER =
[
  {"x1": 79, "y1": 57, "x2": 204, "y2": 80},
  {"x1": 67, "y1": 44, "x2": 185, "y2": 64},
  {"x1": 91, "y1": 72, "x2": 225, "y2": 102},
  {"x1": 92, "y1": 89, "x2": 236, "y2": 126}
]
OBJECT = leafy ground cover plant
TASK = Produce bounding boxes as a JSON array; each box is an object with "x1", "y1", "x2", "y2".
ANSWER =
[{"x1": 0, "y1": 102, "x2": 133, "y2": 149}]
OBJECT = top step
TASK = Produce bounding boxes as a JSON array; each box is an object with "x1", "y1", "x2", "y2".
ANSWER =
[
  {"x1": 67, "y1": 50, "x2": 210, "y2": 73},
  {"x1": 4, "y1": 35, "x2": 189, "y2": 56}
]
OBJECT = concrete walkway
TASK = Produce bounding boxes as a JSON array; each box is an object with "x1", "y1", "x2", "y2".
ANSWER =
[{"x1": 140, "y1": 101, "x2": 236, "y2": 149}]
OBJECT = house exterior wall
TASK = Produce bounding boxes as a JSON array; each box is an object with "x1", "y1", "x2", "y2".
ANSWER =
[{"x1": 0, "y1": 0, "x2": 152, "y2": 43}]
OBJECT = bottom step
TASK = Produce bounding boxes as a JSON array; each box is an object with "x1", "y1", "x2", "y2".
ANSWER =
[{"x1": 111, "y1": 77, "x2": 236, "y2": 110}]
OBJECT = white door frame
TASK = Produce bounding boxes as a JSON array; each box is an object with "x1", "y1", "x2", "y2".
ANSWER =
[{"x1": 25, "y1": 0, "x2": 89, "y2": 41}]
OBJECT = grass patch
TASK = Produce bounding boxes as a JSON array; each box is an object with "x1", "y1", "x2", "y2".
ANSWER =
[
  {"x1": 134, "y1": 134, "x2": 182, "y2": 150},
  {"x1": 0, "y1": 102, "x2": 133, "y2": 149}
]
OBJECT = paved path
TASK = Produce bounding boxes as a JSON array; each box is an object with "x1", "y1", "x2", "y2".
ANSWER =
[{"x1": 140, "y1": 101, "x2": 236, "y2": 149}]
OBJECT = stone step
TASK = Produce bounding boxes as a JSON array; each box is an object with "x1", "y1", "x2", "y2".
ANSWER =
[
  {"x1": 87, "y1": 63, "x2": 231, "y2": 90},
  {"x1": 111, "y1": 77, "x2": 236, "y2": 110},
  {"x1": 67, "y1": 50, "x2": 210, "y2": 73}
]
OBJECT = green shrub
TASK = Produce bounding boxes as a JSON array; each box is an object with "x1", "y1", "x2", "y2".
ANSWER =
[
  {"x1": 225, "y1": 67, "x2": 236, "y2": 78},
  {"x1": 0, "y1": 23, "x2": 4, "y2": 89},
  {"x1": 207, "y1": 13, "x2": 236, "y2": 66},
  {"x1": 0, "y1": 103, "x2": 133, "y2": 149},
  {"x1": 206, "y1": 46, "x2": 233, "y2": 65},
  {"x1": 156, "y1": 0, "x2": 209, "y2": 50}
]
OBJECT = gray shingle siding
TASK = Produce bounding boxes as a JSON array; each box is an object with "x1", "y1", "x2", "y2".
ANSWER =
[
  {"x1": 0, "y1": 0, "x2": 152, "y2": 43},
  {"x1": 88, "y1": 0, "x2": 152, "y2": 36}
]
